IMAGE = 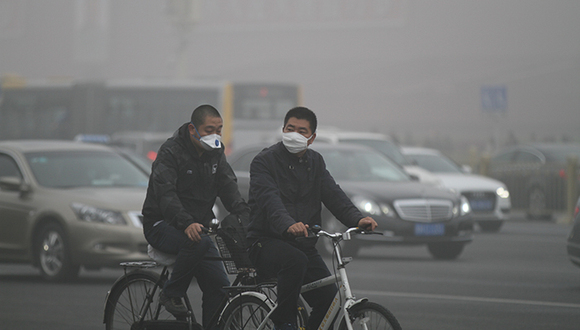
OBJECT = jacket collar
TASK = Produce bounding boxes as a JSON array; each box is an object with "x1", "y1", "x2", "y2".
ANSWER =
[{"x1": 275, "y1": 141, "x2": 312, "y2": 163}]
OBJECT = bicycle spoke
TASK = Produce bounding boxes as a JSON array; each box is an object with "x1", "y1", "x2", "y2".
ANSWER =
[
  {"x1": 341, "y1": 302, "x2": 401, "y2": 330},
  {"x1": 106, "y1": 273, "x2": 176, "y2": 330},
  {"x1": 222, "y1": 296, "x2": 275, "y2": 330}
]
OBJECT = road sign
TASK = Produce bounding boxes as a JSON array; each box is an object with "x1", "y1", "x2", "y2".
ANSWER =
[{"x1": 481, "y1": 85, "x2": 507, "y2": 113}]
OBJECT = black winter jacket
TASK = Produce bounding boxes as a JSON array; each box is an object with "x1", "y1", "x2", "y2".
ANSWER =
[
  {"x1": 142, "y1": 123, "x2": 249, "y2": 231},
  {"x1": 247, "y1": 142, "x2": 362, "y2": 240}
]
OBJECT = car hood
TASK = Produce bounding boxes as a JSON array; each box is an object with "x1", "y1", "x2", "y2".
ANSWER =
[
  {"x1": 49, "y1": 186, "x2": 147, "y2": 211},
  {"x1": 434, "y1": 174, "x2": 505, "y2": 192},
  {"x1": 402, "y1": 165, "x2": 441, "y2": 185},
  {"x1": 339, "y1": 180, "x2": 458, "y2": 202}
]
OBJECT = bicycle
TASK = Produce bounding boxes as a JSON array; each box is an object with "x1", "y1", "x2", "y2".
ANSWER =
[
  {"x1": 102, "y1": 219, "x2": 305, "y2": 330},
  {"x1": 220, "y1": 226, "x2": 402, "y2": 330}
]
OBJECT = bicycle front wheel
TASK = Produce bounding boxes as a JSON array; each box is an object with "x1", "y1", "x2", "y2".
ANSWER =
[
  {"x1": 221, "y1": 294, "x2": 274, "y2": 330},
  {"x1": 104, "y1": 271, "x2": 175, "y2": 330},
  {"x1": 338, "y1": 301, "x2": 401, "y2": 330}
]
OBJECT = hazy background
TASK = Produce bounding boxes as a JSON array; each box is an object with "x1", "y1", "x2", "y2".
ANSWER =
[{"x1": 1, "y1": 0, "x2": 579, "y2": 162}]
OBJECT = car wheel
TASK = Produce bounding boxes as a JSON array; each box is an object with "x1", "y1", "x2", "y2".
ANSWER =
[
  {"x1": 477, "y1": 221, "x2": 503, "y2": 233},
  {"x1": 427, "y1": 242, "x2": 465, "y2": 260},
  {"x1": 36, "y1": 223, "x2": 80, "y2": 281},
  {"x1": 526, "y1": 187, "x2": 552, "y2": 220},
  {"x1": 320, "y1": 218, "x2": 360, "y2": 257}
]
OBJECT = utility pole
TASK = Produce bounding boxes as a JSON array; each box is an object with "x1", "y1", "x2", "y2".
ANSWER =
[{"x1": 166, "y1": 0, "x2": 200, "y2": 79}]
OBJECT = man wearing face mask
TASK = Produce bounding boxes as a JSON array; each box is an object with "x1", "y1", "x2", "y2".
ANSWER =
[
  {"x1": 246, "y1": 107, "x2": 378, "y2": 330},
  {"x1": 141, "y1": 104, "x2": 249, "y2": 329}
]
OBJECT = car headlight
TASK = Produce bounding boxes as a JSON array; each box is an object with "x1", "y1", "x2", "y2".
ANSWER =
[
  {"x1": 379, "y1": 203, "x2": 396, "y2": 218},
  {"x1": 71, "y1": 203, "x2": 127, "y2": 225},
  {"x1": 351, "y1": 196, "x2": 382, "y2": 216},
  {"x1": 496, "y1": 187, "x2": 510, "y2": 199},
  {"x1": 460, "y1": 196, "x2": 471, "y2": 216},
  {"x1": 453, "y1": 196, "x2": 471, "y2": 217}
]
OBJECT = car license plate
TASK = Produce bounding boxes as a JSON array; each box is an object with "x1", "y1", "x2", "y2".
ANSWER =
[
  {"x1": 414, "y1": 223, "x2": 445, "y2": 236},
  {"x1": 470, "y1": 199, "x2": 494, "y2": 211}
]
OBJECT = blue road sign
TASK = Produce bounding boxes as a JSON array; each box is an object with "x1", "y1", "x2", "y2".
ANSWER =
[{"x1": 481, "y1": 85, "x2": 507, "y2": 113}]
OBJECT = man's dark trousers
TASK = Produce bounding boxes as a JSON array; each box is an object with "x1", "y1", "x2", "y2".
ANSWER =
[
  {"x1": 144, "y1": 221, "x2": 229, "y2": 330},
  {"x1": 249, "y1": 237, "x2": 337, "y2": 330}
]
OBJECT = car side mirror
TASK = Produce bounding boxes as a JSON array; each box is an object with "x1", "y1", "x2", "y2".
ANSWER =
[
  {"x1": 0, "y1": 176, "x2": 32, "y2": 196},
  {"x1": 461, "y1": 165, "x2": 472, "y2": 174},
  {"x1": 409, "y1": 174, "x2": 420, "y2": 181}
]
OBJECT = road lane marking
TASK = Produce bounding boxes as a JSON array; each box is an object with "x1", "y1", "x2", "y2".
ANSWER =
[{"x1": 354, "y1": 290, "x2": 580, "y2": 309}]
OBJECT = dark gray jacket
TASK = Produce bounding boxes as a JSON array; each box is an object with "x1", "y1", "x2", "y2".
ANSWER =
[
  {"x1": 247, "y1": 142, "x2": 362, "y2": 240},
  {"x1": 142, "y1": 123, "x2": 249, "y2": 231}
]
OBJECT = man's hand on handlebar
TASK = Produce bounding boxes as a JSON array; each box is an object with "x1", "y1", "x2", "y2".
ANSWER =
[
  {"x1": 358, "y1": 217, "x2": 378, "y2": 231},
  {"x1": 287, "y1": 222, "x2": 310, "y2": 237},
  {"x1": 185, "y1": 223, "x2": 205, "y2": 242}
]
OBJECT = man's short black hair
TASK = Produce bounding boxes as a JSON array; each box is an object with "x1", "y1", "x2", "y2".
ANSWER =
[
  {"x1": 283, "y1": 106, "x2": 317, "y2": 133},
  {"x1": 191, "y1": 104, "x2": 221, "y2": 127}
]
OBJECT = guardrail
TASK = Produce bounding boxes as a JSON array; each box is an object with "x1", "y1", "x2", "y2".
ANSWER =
[{"x1": 479, "y1": 156, "x2": 579, "y2": 223}]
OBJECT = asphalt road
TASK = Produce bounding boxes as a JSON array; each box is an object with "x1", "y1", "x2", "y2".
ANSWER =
[{"x1": 1, "y1": 218, "x2": 579, "y2": 330}]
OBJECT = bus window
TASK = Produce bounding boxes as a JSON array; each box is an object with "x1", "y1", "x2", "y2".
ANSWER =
[
  {"x1": 104, "y1": 87, "x2": 220, "y2": 133},
  {"x1": 232, "y1": 83, "x2": 299, "y2": 121},
  {"x1": 0, "y1": 87, "x2": 73, "y2": 140},
  {"x1": 0, "y1": 79, "x2": 301, "y2": 154}
]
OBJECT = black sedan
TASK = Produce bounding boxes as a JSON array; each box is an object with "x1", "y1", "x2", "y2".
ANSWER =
[
  {"x1": 487, "y1": 143, "x2": 580, "y2": 219},
  {"x1": 567, "y1": 197, "x2": 580, "y2": 268},
  {"x1": 224, "y1": 143, "x2": 474, "y2": 260}
]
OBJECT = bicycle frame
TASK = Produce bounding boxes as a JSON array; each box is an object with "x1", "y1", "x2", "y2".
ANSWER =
[
  {"x1": 104, "y1": 221, "x2": 265, "y2": 330},
  {"x1": 252, "y1": 227, "x2": 368, "y2": 330}
]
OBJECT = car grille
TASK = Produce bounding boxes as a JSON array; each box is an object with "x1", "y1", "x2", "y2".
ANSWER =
[
  {"x1": 463, "y1": 191, "x2": 496, "y2": 213},
  {"x1": 394, "y1": 199, "x2": 453, "y2": 222}
]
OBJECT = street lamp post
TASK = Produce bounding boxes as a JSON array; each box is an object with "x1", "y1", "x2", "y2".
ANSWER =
[{"x1": 166, "y1": 0, "x2": 200, "y2": 79}]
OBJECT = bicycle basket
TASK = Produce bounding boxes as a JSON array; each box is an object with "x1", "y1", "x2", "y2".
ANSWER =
[{"x1": 216, "y1": 214, "x2": 254, "y2": 274}]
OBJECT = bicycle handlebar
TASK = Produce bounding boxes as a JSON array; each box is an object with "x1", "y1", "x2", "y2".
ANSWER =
[
  {"x1": 311, "y1": 225, "x2": 382, "y2": 241},
  {"x1": 200, "y1": 218, "x2": 221, "y2": 235}
]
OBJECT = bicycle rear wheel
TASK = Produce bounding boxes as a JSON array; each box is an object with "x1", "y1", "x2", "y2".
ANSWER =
[
  {"x1": 338, "y1": 301, "x2": 401, "y2": 330},
  {"x1": 220, "y1": 294, "x2": 274, "y2": 330},
  {"x1": 220, "y1": 293, "x2": 310, "y2": 330},
  {"x1": 104, "y1": 271, "x2": 176, "y2": 330}
]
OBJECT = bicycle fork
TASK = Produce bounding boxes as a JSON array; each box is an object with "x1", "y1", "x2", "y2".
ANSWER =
[{"x1": 316, "y1": 265, "x2": 367, "y2": 330}]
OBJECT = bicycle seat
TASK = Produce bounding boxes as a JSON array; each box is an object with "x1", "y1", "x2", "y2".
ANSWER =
[{"x1": 147, "y1": 245, "x2": 177, "y2": 266}]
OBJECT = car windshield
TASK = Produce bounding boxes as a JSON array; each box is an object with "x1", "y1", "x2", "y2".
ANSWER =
[
  {"x1": 115, "y1": 148, "x2": 153, "y2": 175},
  {"x1": 538, "y1": 145, "x2": 580, "y2": 162},
  {"x1": 339, "y1": 139, "x2": 411, "y2": 166},
  {"x1": 406, "y1": 154, "x2": 462, "y2": 173},
  {"x1": 25, "y1": 151, "x2": 149, "y2": 188},
  {"x1": 317, "y1": 148, "x2": 410, "y2": 182}
]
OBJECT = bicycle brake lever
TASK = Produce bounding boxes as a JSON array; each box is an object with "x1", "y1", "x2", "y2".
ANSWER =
[{"x1": 311, "y1": 225, "x2": 322, "y2": 234}]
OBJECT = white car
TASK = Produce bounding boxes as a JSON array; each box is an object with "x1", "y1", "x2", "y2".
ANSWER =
[
  {"x1": 402, "y1": 147, "x2": 511, "y2": 232},
  {"x1": 311, "y1": 128, "x2": 441, "y2": 185}
]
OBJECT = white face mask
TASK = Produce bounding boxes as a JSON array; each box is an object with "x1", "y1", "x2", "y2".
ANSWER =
[
  {"x1": 199, "y1": 134, "x2": 222, "y2": 151},
  {"x1": 191, "y1": 122, "x2": 222, "y2": 151},
  {"x1": 282, "y1": 132, "x2": 314, "y2": 154}
]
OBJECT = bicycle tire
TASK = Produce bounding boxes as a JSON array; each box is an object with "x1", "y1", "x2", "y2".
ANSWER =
[
  {"x1": 104, "y1": 270, "x2": 176, "y2": 330},
  {"x1": 220, "y1": 294, "x2": 274, "y2": 330},
  {"x1": 220, "y1": 294, "x2": 309, "y2": 330},
  {"x1": 338, "y1": 301, "x2": 401, "y2": 330}
]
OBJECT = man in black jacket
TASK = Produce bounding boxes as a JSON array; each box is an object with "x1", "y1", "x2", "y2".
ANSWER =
[
  {"x1": 247, "y1": 107, "x2": 377, "y2": 330},
  {"x1": 142, "y1": 104, "x2": 249, "y2": 328}
]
